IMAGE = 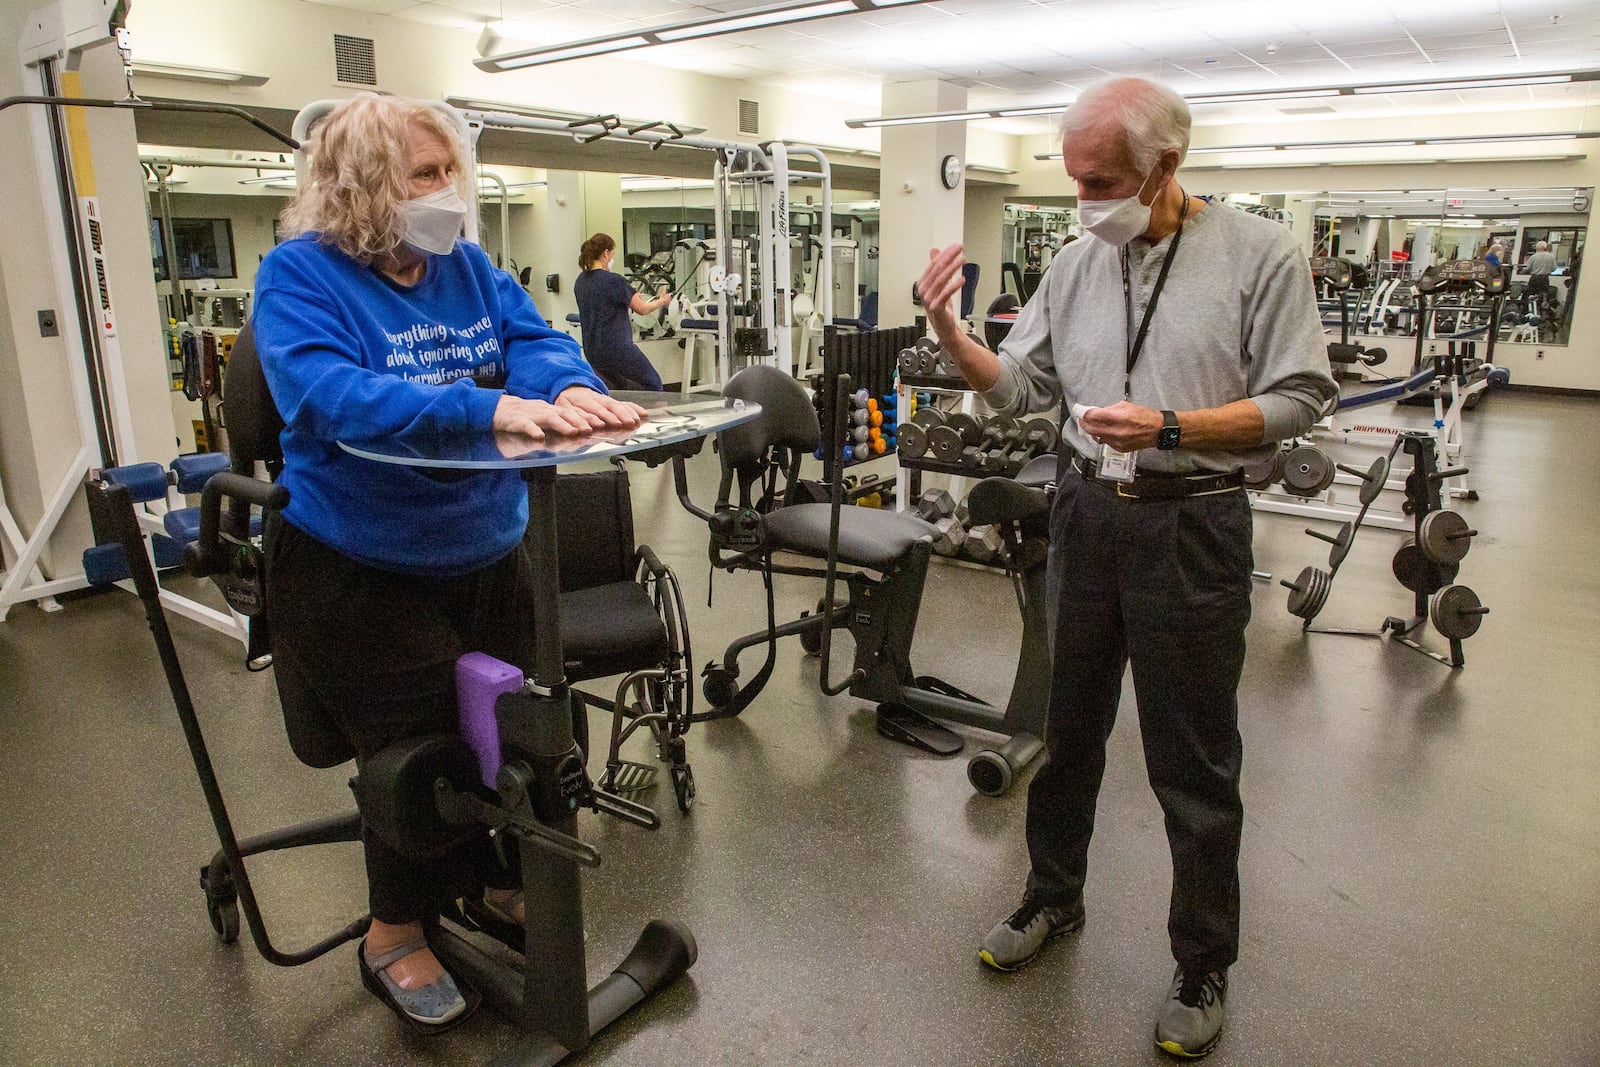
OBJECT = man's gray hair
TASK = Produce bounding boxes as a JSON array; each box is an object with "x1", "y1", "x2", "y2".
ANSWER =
[
  {"x1": 1536, "y1": 240, "x2": 1550, "y2": 251},
  {"x1": 1058, "y1": 77, "x2": 1191, "y2": 173}
]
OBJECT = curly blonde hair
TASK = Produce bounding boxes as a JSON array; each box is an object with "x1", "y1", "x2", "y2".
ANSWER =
[{"x1": 279, "y1": 93, "x2": 474, "y2": 264}]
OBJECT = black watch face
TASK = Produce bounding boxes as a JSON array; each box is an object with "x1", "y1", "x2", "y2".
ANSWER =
[{"x1": 1159, "y1": 426, "x2": 1181, "y2": 449}]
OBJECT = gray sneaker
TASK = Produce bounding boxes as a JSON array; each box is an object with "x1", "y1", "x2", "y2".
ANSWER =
[
  {"x1": 1155, "y1": 966, "x2": 1227, "y2": 1058},
  {"x1": 977, "y1": 894, "x2": 1085, "y2": 971}
]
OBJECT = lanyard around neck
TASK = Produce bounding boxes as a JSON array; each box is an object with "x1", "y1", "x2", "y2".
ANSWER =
[{"x1": 1119, "y1": 190, "x2": 1189, "y2": 399}]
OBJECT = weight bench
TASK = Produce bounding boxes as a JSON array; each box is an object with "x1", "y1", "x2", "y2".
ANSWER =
[{"x1": 672, "y1": 365, "x2": 1052, "y2": 796}]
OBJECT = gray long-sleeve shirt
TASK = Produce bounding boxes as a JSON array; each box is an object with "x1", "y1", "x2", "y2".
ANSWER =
[
  {"x1": 981, "y1": 198, "x2": 1337, "y2": 474},
  {"x1": 1526, "y1": 250, "x2": 1556, "y2": 276}
]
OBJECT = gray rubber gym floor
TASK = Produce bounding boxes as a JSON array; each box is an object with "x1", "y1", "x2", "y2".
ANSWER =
[{"x1": 2, "y1": 390, "x2": 1596, "y2": 1066}]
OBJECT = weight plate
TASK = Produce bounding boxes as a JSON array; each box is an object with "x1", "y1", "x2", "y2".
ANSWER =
[
  {"x1": 1243, "y1": 449, "x2": 1285, "y2": 490},
  {"x1": 897, "y1": 421, "x2": 929, "y2": 460},
  {"x1": 944, "y1": 412, "x2": 982, "y2": 444},
  {"x1": 1328, "y1": 521, "x2": 1355, "y2": 570},
  {"x1": 927, "y1": 424, "x2": 965, "y2": 463},
  {"x1": 898, "y1": 347, "x2": 920, "y2": 373},
  {"x1": 1283, "y1": 565, "x2": 1331, "y2": 621},
  {"x1": 1391, "y1": 538, "x2": 1457, "y2": 595},
  {"x1": 914, "y1": 336, "x2": 940, "y2": 356},
  {"x1": 1419, "y1": 509, "x2": 1472, "y2": 564},
  {"x1": 1431, "y1": 584, "x2": 1486, "y2": 640},
  {"x1": 911, "y1": 408, "x2": 946, "y2": 429},
  {"x1": 1359, "y1": 455, "x2": 1391, "y2": 507},
  {"x1": 1281, "y1": 445, "x2": 1334, "y2": 497}
]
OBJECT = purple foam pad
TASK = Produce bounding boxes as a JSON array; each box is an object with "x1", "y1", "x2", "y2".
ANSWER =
[{"x1": 456, "y1": 652, "x2": 525, "y2": 788}]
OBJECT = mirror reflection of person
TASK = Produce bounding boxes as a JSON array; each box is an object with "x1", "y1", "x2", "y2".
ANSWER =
[
  {"x1": 1525, "y1": 240, "x2": 1556, "y2": 299},
  {"x1": 1483, "y1": 242, "x2": 1504, "y2": 267},
  {"x1": 573, "y1": 233, "x2": 670, "y2": 391},
  {"x1": 252, "y1": 92, "x2": 645, "y2": 1032}
]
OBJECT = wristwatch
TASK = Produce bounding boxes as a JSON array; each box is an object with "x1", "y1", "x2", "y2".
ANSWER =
[{"x1": 1157, "y1": 410, "x2": 1181, "y2": 450}]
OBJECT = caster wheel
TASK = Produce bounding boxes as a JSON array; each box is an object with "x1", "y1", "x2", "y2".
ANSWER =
[
  {"x1": 207, "y1": 895, "x2": 241, "y2": 943},
  {"x1": 672, "y1": 764, "x2": 696, "y2": 813},
  {"x1": 703, "y1": 666, "x2": 738, "y2": 709},
  {"x1": 799, "y1": 614, "x2": 823, "y2": 656}
]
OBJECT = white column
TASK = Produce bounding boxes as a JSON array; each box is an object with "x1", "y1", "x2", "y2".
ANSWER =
[{"x1": 877, "y1": 81, "x2": 968, "y2": 330}]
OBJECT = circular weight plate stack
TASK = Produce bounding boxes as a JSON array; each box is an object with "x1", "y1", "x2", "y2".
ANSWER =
[
  {"x1": 927, "y1": 425, "x2": 965, "y2": 463},
  {"x1": 1431, "y1": 584, "x2": 1486, "y2": 639},
  {"x1": 1419, "y1": 509, "x2": 1472, "y2": 564},
  {"x1": 1243, "y1": 450, "x2": 1285, "y2": 490},
  {"x1": 1281, "y1": 445, "x2": 1334, "y2": 497},
  {"x1": 1359, "y1": 456, "x2": 1391, "y2": 506},
  {"x1": 911, "y1": 408, "x2": 946, "y2": 429},
  {"x1": 898, "y1": 421, "x2": 929, "y2": 460},
  {"x1": 1283, "y1": 565, "x2": 1332, "y2": 620},
  {"x1": 1328, "y1": 521, "x2": 1356, "y2": 570},
  {"x1": 1391, "y1": 539, "x2": 1458, "y2": 595}
]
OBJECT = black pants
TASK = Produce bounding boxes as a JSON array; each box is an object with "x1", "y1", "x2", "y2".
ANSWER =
[
  {"x1": 264, "y1": 515, "x2": 534, "y2": 925},
  {"x1": 1025, "y1": 461, "x2": 1253, "y2": 974},
  {"x1": 590, "y1": 341, "x2": 664, "y2": 392}
]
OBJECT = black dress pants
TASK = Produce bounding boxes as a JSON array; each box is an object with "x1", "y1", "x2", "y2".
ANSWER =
[
  {"x1": 264, "y1": 515, "x2": 534, "y2": 925},
  {"x1": 1025, "y1": 461, "x2": 1253, "y2": 974}
]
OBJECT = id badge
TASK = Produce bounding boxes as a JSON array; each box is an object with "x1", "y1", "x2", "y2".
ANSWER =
[{"x1": 1099, "y1": 443, "x2": 1137, "y2": 483}]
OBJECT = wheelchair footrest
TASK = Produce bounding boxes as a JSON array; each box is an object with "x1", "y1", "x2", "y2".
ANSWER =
[
  {"x1": 602, "y1": 759, "x2": 659, "y2": 794},
  {"x1": 914, "y1": 675, "x2": 992, "y2": 707},
  {"x1": 876, "y1": 702, "x2": 963, "y2": 757}
]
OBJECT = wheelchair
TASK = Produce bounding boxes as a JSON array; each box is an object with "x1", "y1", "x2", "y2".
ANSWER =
[
  {"x1": 670, "y1": 364, "x2": 1055, "y2": 796},
  {"x1": 82, "y1": 325, "x2": 697, "y2": 1063}
]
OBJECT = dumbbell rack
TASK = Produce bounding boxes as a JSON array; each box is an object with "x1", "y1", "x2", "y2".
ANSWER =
[{"x1": 1281, "y1": 431, "x2": 1488, "y2": 668}]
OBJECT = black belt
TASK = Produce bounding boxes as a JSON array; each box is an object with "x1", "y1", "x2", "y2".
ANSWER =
[{"x1": 1070, "y1": 453, "x2": 1243, "y2": 499}]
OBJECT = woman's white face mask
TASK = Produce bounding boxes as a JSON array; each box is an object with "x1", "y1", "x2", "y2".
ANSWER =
[
  {"x1": 1077, "y1": 167, "x2": 1160, "y2": 247},
  {"x1": 395, "y1": 186, "x2": 468, "y2": 256}
]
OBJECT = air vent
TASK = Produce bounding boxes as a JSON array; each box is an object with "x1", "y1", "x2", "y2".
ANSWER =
[
  {"x1": 738, "y1": 99, "x2": 759, "y2": 136},
  {"x1": 333, "y1": 34, "x2": 377, "y2": 86},
  {"x1": 1277, "y1": 105, "x2": 1336, "y2": 115}
]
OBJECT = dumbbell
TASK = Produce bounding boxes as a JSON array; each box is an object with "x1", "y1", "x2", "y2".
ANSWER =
[
  {"x1": 915, "y1": 488, "x2": 956, "y2": 523},
  {"x1": 977, "y1": 423, "x2": 1027, "y2": 474},
  {"x1": 996, "y1": 417, "x2": 1059, "y2": 475},
  {"x1": 930, "y1": 516, "x2": 966, "y2": 557},
  {"x1": 963, "y1": 416, "x2": 1017, "y2": 469},
  {"x1": 963, "y1": 523, "x2": 1005, "y2": 564},
  {"x1": 927, "y1": 412, "x2": 983, "y2": 465}
]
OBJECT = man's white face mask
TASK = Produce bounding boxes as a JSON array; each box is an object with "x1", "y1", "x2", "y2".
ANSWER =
[
  {"x1": 396, "y1": 186, "x2": 467, "y2": 256},
  {"x1": 1078, "y1": 167, "x2": 1160, "y2": 247}
]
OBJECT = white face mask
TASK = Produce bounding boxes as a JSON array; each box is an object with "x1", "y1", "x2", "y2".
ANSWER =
[
  {"x1": 395, "y1": 186, "x2": 467, "y2": 256},
  {"x1": 1078, "y1": 167, "x2": 1160, "y2": 247}
]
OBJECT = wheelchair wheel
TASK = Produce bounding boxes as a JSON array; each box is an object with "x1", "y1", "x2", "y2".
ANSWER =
[
  {"x1": 206, "y1": 892, "x2": 240, "y2": 943},
  {"x1": 799, "y1": 600, "x2": 826, "y2": 656},
  {"x1": 671, "y1": 764, "x2": 696, "y2": 813},
  {"x1": 703, "y1": 665, "x2": 738, "y2": 710}
]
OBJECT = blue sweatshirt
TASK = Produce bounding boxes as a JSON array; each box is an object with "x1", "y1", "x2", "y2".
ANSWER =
[{"x1": 252, "y1": 235, "x2": 605, "y2": 575}]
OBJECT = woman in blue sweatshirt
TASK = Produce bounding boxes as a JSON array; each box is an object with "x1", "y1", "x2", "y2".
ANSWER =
[{"x1": 252, "y1": 93, "x2": 645, "y2": 1032}]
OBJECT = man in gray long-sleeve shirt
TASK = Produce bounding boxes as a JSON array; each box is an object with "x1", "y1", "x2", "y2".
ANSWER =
[{"x1": 917, "y1": 77, "x2": 1334, "y2": 1060}]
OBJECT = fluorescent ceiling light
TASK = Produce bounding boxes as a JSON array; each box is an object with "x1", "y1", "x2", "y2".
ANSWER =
[
  {"x1": 851, "y1": 69, "x2": 1600, "y2": 129},
  {"x1": 476, "y1": 0, "x2": 939, "y2": 72},
  {"x1": 236, "y1": 173, "x2": 294, "y2": 185},
  {"x1": 131, "y1": 60, "x2": 269, "y2": 87},
  {"x1": 1350, "y1": 74, "x2": 1575, "y2": 94},
  {"x1": 445, "y1": 96, "x2": 707, "y2": 137},
  {"x1": 1184, "y1": 88, "x2": 1340, "y2": 105},
  {"x1": 656, "y1": 0, "x2": 856, "y2": 41},
  {"x1": 1176, "y1": 132, "x2": 1597, "y2": 156}
]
